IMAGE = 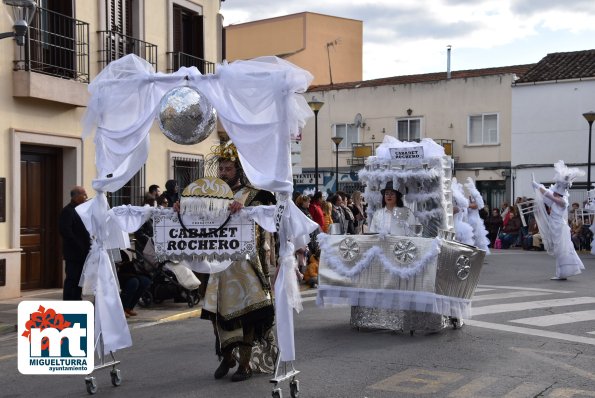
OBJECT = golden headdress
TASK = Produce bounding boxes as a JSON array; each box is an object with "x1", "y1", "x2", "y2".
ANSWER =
[{"x1": 205, "y1": 141, "x2": 242, "y2": 177}]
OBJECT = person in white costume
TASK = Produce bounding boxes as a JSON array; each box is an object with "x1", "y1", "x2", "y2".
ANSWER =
[
  {"x1": 585, "y1": 189, "x2": 595, "y2": 255},
  {"x1": 531, "y1": 160, "x2": 585, "y2": 280},
  {"x1": 369, "y1": 181, "x2": 417, "y2": 235},
  {"x1": 464, "y1": 177, "x2": 490, "y2": 253},
  {"x1": 451, "y1": 177, "x2": 474, "y2": 245}
]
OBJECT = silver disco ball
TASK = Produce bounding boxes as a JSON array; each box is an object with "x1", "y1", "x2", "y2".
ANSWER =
[{"x1": 158, "y1": 86, "x2": 217, "y2": 145}]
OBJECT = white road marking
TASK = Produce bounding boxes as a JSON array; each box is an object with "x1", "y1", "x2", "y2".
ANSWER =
[
  {"x1": 472, "y1": 291, "x2": 552, "y2": 302},
  {"x1": 477, "y1": 284, "x2": 574, "y2": 294},
  {"x1": 511, "y1": 310, "x2": 595, "y2": 327},
  {"x1": 473, "y1": 288, "x2": 495, "y2": 293},
  {"x1": 472, "y1": 297, "x2": 595, "y2": 316},
  {"x1": 466, "y1": 320, "x2": 595, "y2": 345}
]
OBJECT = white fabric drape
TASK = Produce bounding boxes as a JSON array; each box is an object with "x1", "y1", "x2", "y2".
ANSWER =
[{"x1": 79, "y1": 54, "x2": 316, "y2": 358}]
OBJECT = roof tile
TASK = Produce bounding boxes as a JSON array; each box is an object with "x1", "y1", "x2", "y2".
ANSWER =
[
  {"x1": 308, "y1": 64, "x2": 535, "y2": 92},
  {"x1": 515, "y1": 49, "x2": 595, "y2": 83}
]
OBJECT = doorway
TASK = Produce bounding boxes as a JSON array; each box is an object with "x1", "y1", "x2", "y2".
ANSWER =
[{"x1": 20, "y1": 145, "x2": 62, "y2": 290}]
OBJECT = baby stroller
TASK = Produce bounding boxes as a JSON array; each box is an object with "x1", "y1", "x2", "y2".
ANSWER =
[{"x1": 131, "y1": 240, "x2": 202, "y2": 308}]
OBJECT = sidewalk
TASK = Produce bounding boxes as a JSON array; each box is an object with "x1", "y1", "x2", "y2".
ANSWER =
[
  {"x1": 0, "y1": 284, "x2": 314, "y2": 336},
  {"x1": 0, "y1": 288, "x2": 201, "y2": 336}
]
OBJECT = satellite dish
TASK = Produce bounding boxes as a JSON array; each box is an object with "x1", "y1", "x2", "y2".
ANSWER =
[{"x1": 354, "y1": 113, "x2": 363, "y2": 127}]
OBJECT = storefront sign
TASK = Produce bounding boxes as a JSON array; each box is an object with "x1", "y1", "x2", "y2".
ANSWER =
[
  {"x1": 293, "y1": 172, "x2": 324, "y2": 185},
  {"x1": 152, "y1": 210, "x2": 255, "y2": 262}
]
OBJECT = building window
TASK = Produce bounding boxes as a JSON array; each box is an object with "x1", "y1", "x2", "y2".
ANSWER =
[
  {"x1": 107, "y1": 166, "x2": 145, "y2": 207},
  {"x1": 397, "y1": 118, "x2": 421, "y2": 141},
  {"x1": 26, "y1": 1, "x2": 90, "y2": 82},
  {"x1": 99, "y1": 0, "x2": 157, "y2": 70},
  {"x1": 168, "y1": 2, "x2": 211, "y2": 73},
  {"x1": 332, "y1": 123, "x2": 359, "y2": 150},
  {"x1": 170, "y1": 152, "x2": 204, "y2": 191},
  {"x1": 468, "y1": 113, "x2": 498, "y2": 145}
]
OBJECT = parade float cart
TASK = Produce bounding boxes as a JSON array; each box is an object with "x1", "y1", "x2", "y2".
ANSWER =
[{"x1": 317, "y1": 138, "x2": 486, "y2": 333}]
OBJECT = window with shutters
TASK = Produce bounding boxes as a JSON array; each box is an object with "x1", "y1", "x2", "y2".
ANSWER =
[
  {"x1": 100, "y1": 0, "x2": 156, "y2": 69},
  {"x1": 170, "y1": 152, "x2": 204, "y2": 191},
  {"x1": 26, "y1": 0, "x2": 89, "y2": 81},
  {"x1": 168, "y1": 3, "x2": 212, "y2": 74}
]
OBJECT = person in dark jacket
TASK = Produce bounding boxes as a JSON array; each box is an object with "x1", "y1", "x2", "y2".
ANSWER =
[
  {"x1": 59, "y1": 186, "x2": 91, "y2": 300},
  {"x1": 160, "y1": 179, "x2": 179, "y2": 207},
  {"x1": 485, "y1": 208, "x2": 504, "y2": 247}
]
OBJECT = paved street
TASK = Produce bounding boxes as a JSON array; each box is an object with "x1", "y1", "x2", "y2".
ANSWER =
[{"x1": 2, "y1": 250, "x2": 595, "y2": 397}]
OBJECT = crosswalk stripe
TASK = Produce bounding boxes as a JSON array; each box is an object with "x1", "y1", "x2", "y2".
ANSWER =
[
  {"x1": 477, "y1": 284, "x2": 574, "y2": 294},
  {"x1": 466, "y1": 319, "x2": 595, "y2": 346},
  {"x1": 472, "y1": 291, "x2": 552, "y2": 302},
  {"x1": 510, "y1": 310, "x2": 595, "y2": 327},
  {"x1": 473, "y1": 288, "x2": 495, "y2": 293},
  {"x1": 472, "y1": 297, "x2": 595, "y2": 316}
]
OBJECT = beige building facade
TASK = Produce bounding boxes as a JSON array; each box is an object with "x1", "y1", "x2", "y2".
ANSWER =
[
  {"x1": 0, "y1": 0, "x2": 223, "y2": 299},
  {"x1": 225, "y1": 12, "x2": 362, "y2": 86},
  {"x1": 301, "y1": 65, "x2": 533, "y2": 207}
]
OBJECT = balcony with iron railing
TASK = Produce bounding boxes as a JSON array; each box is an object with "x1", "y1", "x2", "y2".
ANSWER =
[
  {"x1": 98, "y1": 30, "x2": 157, "y2": 71},
  {"x1": 167, "y1": 51, "x2": 215, "y2": 74},
  {"x1": 12, "y1": 6, "x2": 90, "y2": 106}
]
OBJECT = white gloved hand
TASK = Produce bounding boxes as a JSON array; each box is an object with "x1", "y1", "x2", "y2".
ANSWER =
[{"x1": 531, "y1": 173, "x2": 540, "y2": 190}]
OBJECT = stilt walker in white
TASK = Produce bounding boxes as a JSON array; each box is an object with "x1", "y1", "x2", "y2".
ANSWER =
[
  {"x1": 464, "y1": 177, "x2": 490, "y2": 253},
  {"x1": 531, "y1": 160, "x2": 585, "y2": 280},
  {"x1": 451, "y1": 177, "x2": 474, "y2": 246},
  {"x1": 585, "y1": 189, "x2": 595, "y2": 255}
]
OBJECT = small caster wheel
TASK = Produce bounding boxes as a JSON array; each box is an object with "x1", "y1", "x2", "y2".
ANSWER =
[
  {"x1": 272, "y1": 387, "x2": 283, "y2": 398},
  {"x1": 290, "y1": 379, "x2": 300, "y2": 397},
  {"x1": 85, "y1": 376, "x2": 97, "y2": 395},
  {"x1": 110, "y1": 368, "x2": 122, "y2": 386},
  {"x1": 138, "y1": 291, "x2": 152, "y2": 307}
]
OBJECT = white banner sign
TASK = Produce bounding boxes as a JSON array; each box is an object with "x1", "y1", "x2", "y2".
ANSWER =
[
  {"x1": 389, "y1": 146, "x2": 424, "y2": 161},
  {"x1": 153, "y1": 212, "x2": 256, "y2": 262}
]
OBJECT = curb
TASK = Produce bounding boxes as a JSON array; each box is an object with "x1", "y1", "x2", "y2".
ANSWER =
[
  {"x1": 0, "y1": 308, "x2": 202, "y2": 336},
  {"x1": 158, "y1": 308, "x2": 202, "y2": 323}
]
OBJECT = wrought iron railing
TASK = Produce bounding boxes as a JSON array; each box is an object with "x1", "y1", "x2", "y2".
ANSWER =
[
  {"x1": 167, "y1": 51, "x2": 215, "y2": 74},
  {"x1": 98, "y1": 30, "x2": 157, "y2": 70},
  {"x1": 16, "y1": 7, "x2": 90, "y2": 83}
]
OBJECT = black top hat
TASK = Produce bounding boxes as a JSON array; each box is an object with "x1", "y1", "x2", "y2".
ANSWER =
[{"x1": 380, "y1": 181, "x2": 397, "y2": 196}]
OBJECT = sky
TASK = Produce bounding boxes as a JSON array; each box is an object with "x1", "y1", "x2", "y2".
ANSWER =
[{"x1": 220, "y1": 0, "x2": 595, "y2": 81}]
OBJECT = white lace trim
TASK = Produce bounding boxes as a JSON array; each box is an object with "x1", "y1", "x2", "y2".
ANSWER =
[{"x1": 316, "y1": 285, "x2": 472, "y2": 319}]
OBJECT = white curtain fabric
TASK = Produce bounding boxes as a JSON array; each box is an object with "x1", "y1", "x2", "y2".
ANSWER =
[
  {"x1": 316, "y1": 286, "x2": 472, "y2": 320},
  {"x1": 79, "y1": 54, "x2": 316, "y2": 358}
]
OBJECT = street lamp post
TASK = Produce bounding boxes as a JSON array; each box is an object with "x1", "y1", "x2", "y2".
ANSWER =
[
  {"x1": 331, "y1": 136, "x2": 343, "y2": 192},
  {"x1": 0, "y1": 0, "x2": 36, "y2": 46},
  {"x1": 583, "y1": 111, "x2": 595, "y2": 190},
  {"x1": 308, "y1": 97, "x2": 324, "y2": 192}
]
